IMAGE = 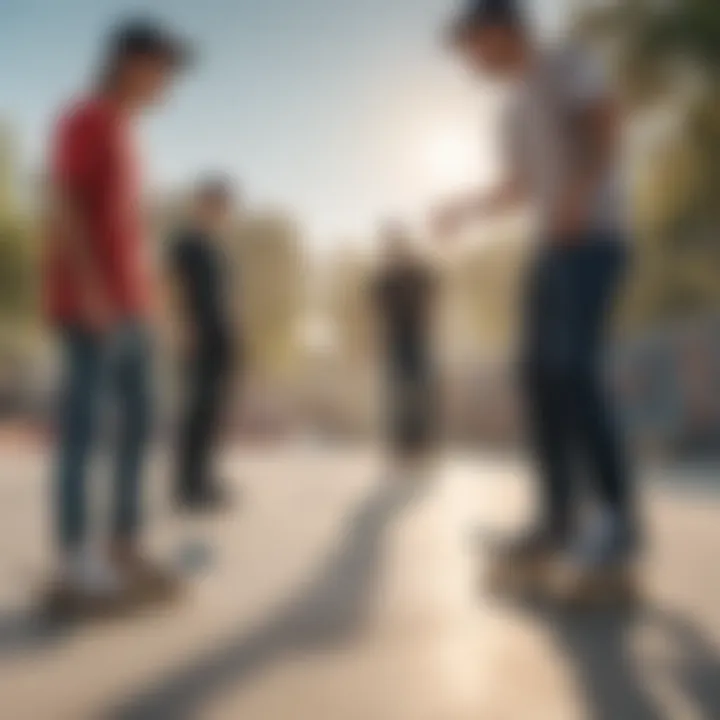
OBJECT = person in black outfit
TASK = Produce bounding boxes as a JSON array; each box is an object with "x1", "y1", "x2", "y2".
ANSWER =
[
  {"x1": 372, "y1": 224, "x2": 438, "y2": 469},
  {"x1": 168, "y1": 177, "x2": 239, "y2": 511}
]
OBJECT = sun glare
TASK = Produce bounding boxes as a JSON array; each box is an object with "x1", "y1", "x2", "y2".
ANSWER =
[{"x1": 423, "y1": 127, "x2": 478, "y2": 191}]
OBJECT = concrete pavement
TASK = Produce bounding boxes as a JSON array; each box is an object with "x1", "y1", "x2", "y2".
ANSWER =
[{"x1": 0, "y1": 447, "x2": 718, "y2": 719}]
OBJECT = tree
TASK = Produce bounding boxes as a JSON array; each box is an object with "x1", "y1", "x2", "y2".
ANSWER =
[
  {"x1": 0, "y1": 219, "x2": 36, "y2": 323},
  {"x1": 576, "y1": 0, "x2": 720, "y2": 325},
  {"x1": 0, "y1": 121, "x2": 16, "y2": 217},
  {"x1": 232, "y1": 212, "x2": 307, "y2": 382},
  {"x1": 0, "y1": 123, "x2": 38, "y2": 331}
]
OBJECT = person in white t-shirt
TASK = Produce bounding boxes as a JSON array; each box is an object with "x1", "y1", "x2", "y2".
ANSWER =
[{"x1": 433, "y1": 0, "x2": 637, "y2": 603}]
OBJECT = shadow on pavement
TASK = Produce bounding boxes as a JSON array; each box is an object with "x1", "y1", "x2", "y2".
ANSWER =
[
  {"x1": 520, "y1": 600, "x2": 720, "y2": 720},
  {"x1": 473, "y1": 508, "x2": 720, "y2": 720},
  {"x1": 0, "y1": 610, "x2": 70, "y2": 659},
  {"x1": 107, "y1": 472, "x2": 433, "y2": 720},
  {"x1": 650, "y1": 608, "x2": 720, "y2": 718}
]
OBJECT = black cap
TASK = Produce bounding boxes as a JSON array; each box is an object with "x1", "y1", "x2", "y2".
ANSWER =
[
  {"x1": 107, "y1": 18, "x2": 194, "y2": 70},
  {"x1": 447, "y1": 0, "x2": 523, "y2": 43}
]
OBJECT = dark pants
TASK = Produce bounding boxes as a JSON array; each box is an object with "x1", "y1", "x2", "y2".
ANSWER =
[
  {"x1": 55, "y1": 323, "x2": 152, "y2": 551},
  {"x1": 521, "y1": 235, "x2": 631, "y2": 541},
  {"x1": 387, "y1": 344, "x2": 436, "y2": 455},
  {"x1": 177, "y1": 345, "x2": 232, "y2": 499}
]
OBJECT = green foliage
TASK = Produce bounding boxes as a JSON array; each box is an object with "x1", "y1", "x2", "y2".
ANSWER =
[
  {"x1": 643, "y1": 0, "x2": 720, "y2": 76},
  {"x1": 0, "y1": 217, "x2": 37, "y2": 322},
  {"x1": 578, "y1": 0, "x2": 720, "y2": 326},
  {"x1": 577, "y1": 0, "x2": 720, "y2": 97}
]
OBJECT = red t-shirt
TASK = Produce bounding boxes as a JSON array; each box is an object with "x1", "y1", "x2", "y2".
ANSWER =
[{"x1": 43, "y1": 97, "x2": 150, "y2": 325}]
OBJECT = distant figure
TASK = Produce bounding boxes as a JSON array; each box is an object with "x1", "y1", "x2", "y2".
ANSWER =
[
  {"x1": 435, "y1": 0, "x2": 636, "y2": 601},
  {"x1": 373, "y1": 224, "x2": 438, "y2": 470},
  {"x1": 43, "y1": 20, "x2": 192, "y2": 614},
  {"x1": 168, "y1": 177, "x2": 240, "y2": 512}
]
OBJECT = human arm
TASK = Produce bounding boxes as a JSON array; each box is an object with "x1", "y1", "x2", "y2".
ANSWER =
[{"x1": 431, "y1": 174, "x2": 527, "y2": 240}]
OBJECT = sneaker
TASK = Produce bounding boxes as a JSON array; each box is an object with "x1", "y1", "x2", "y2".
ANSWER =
[
  {"x1": 572, "y1": 510, "x2": 638, "y2": 570},
  {"x1": 486, "y1": 524, "x2": 566, "y2": 598},
  {"x1": 110, "y1": 547, "x2": 182, "y2": 605},
  {"x1": 556, "y1": 561, "x2": 640, "y2": 609},
  {"x1": 558, "y1": 511, "x2": 641, "y2": 608},
  {"x1": 45, "y1": 548, "x2": 126, "y2": 619}
]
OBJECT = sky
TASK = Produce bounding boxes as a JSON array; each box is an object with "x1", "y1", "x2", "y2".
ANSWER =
[{"x1": 0, "y1": 0, "x2": 567, "y2": 249}]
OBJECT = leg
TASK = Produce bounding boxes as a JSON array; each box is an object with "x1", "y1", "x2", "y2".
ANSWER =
[
  {"x1": 178, "y1": 352, "x2": 227, "y2": 503},
  {"x1": 54, "y1": 329, "x2": 104, "y2": 553},
  {"x1": 523, "y1": 362, "x2": 574, "y2": 540},
  {"x1": 566, "y1": 242, "x2": 634, "y2": 535},
  {"x1": 110, "y1": 324, "x2": 179, "y2": 601},
  {"x1": 47, "y1": 330, "x2": 130, "y2": 615},
  {"x1": 178, "y1": 361, "x2": 210, "y2": 500},
  {"x1": 194, "y1": 365, "x2": 225, "y2": 492},
  {"x1": 521, "y1": 249, "x2": 576, "y2": 542},
  {"x1": 573, "y1": 366, "x2": 631, "y2": 521},
  {"x1": 486, "y1": 252, "x2": 577, "y2": 596},
  {"x1": 111, "y1": 324, "x2": 152, "y2": 543},
  {"x1": 558, "y1": 241, "x2": 639, "y2": 604},
  {"x1": 177, "y1": 357, "x2": 199, "y2": 500}
]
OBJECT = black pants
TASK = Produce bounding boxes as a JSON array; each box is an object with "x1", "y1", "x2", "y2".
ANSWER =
[
  {"x1": 387, "y1": 348, "x2": 436, "y2": 456},
  {"x1": 177, "y1": 346, "x2": 232, "y2": 499},
  {"x1": 521, "y1": 235, "x2": 631, "y2": 540}
]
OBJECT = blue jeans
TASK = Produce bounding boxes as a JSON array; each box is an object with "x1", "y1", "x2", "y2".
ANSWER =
[
  {"x1": 54, "y1": 323, "x2": 152, "y2": 551},
  {"x1": 521, "y1": 235, "x2": 632, "y2": 540}
]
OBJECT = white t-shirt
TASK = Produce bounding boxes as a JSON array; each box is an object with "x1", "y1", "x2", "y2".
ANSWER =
[{"x1": 505, "y1": 44, "x2": 626, "y2": 238}]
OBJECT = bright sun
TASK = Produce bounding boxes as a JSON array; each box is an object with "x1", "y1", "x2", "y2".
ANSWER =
[{"x1": 423, "y1": 126, "x2": 478, "y2": 190}]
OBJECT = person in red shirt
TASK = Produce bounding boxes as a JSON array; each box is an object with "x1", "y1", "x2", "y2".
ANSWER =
[{"x1": 45, "y1": 19, "x2": 193, "y2": 614}]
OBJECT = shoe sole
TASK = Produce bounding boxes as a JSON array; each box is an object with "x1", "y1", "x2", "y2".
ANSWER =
[{"x1": 42, "y1": 587, "x2": 135, "y2": 623}]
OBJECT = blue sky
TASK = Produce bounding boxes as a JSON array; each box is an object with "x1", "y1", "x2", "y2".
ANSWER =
[{"x1": 0, "y1": 0, "x2": 566, "y2": 247}]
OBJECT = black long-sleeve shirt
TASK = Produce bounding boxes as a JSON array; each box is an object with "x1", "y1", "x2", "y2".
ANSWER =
[{"x1": 168, "y1": 228, "x2": 235, "y2": 362}]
